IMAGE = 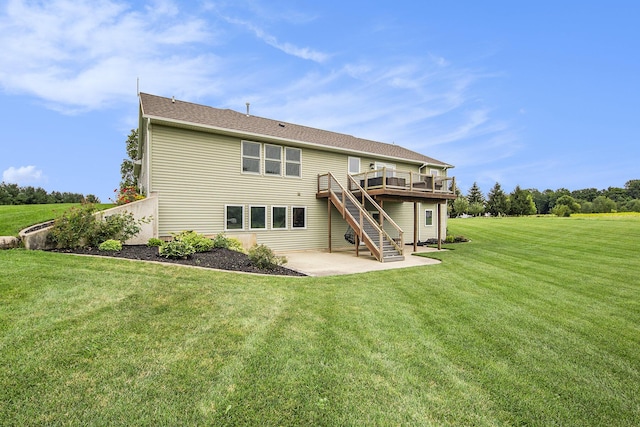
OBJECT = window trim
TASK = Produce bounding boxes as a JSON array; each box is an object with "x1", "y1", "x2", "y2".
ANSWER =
[
  {"x1": 424, "y1": 209, "x2": 434, "y2": 227},
  {"x1": 291, "y1": 206, "x2": 307, "y2": 229},
  {"x1": 249, "y1": 205, "x2": 267, "y2": 230},
  {"x1": 241, "y1": 141, "x2": 261, "y2": 175},
  {"x1": 285, "y1": 147, "x2": 302, "y2": 178},
  {"x1": 271, "y1": 206, "x2": 288, "y2": 230},
  {"x1": 225, "y1": 204, "x2": 245, "y2": 231},
  {"x1": 264, "y1": 144, "x2": 282, "y2": 176}
]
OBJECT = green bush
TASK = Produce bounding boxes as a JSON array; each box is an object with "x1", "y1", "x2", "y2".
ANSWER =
[
  {"x1": 48, "y1": 204, "x2": 97, "y2": 248},
  {"x1": 99, "y1": 239, "x2": 122, "y2": 251},
  {"x1": 48, "y1": 204, "x2": 148, "y2": 249},
  {"x1": 158, "y1": 240, "x2": 195, "y2": 259},
  {"x1": 173, "y1": 230, "x2": 213, "y2": 253},
  {"x1": 248, "y1": 244, "x2": 287, "y2": 269},
  {"x1": 212, "y1": 232, "x2": 230, "y2": 249},
  {"x1": 212, "y1": 233, "x2": 247, "y2": 253},
  {"x1": 551, "y1": 204, "x2": 571, "y2": 217},
  {"x1": 147, "y1": 238, "x2": 164, "y2": 247}
]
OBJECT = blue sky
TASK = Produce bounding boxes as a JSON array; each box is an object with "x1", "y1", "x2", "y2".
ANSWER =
[{"x1": 1, "y1": 0, "x2": 638, "y2": 203}]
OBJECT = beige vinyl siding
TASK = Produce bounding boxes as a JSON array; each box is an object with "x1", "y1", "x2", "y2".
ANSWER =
[
  {"x1": 149, "y1": 125, "x2": 349, "y2": 251},
  {"x1": 148, "y1": 124, "x2": 447, "y2": 251}
]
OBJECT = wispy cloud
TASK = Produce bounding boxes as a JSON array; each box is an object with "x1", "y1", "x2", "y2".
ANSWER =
[
  {"x1": 223, "y1": 16, "x2": 329, "y2": 63},
  {"x1": 3, "y1": 165, "x2": 45, "y2": 185}
]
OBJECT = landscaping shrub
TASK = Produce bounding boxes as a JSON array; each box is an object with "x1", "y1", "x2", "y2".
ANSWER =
[
  {"x1": 213, "y1": 233, "x2": 247, "y2": 253},
  {"x1": 48, "y1": 204, "x2": 97, "y2": 248},
  {"x1": 158, "y1": 240, "x2": 195, "y2": 259},
  {"x1": 48, "y1": 204, "x2": 148, "y2": 249},
  {"x1": 248, "y1": 244, "x2": 287, "y2": 269},
  {"x1": 99, "y1": 239, "x2": 122, "y2": 251},
  {"x1": 147, "y1": 238, "x2": 164, "y2": 247},
  {"x1": 173, "y1": 230, "x2": 213, "y2": 253}
]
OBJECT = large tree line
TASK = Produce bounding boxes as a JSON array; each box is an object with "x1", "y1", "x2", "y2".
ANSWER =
[
  {"x1": 450, "y1": 180, "x2": 640, "y2": 217},
  {"x1": 0, "y1": 182, "x2": 99, "y2": 205}
]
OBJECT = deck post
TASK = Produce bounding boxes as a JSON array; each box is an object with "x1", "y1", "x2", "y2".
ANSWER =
[
  {"x1": 437, "y1": 203, "x2": 442, "y2": 250},
  {"x1": 328, "y1": 198, "x2": 332, "y2": 253},
  {"x1": 413, "y1": 202, "x2": 418, "y2": 253}
]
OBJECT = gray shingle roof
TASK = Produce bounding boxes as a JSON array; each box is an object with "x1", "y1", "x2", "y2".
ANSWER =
[{"x1": 139, "y1": 93, "x2": 451, "y2": 167}]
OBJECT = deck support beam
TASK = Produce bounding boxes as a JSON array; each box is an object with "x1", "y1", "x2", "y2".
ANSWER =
[
  {"x1": 328, "y1": 198, "x2": 332, "y2": 253},
  {"x1": 413, "y1": 202, "x2": 418, "y2": 253},
  {"x1": 437, "y1": 203, "x2": 442, "y2": 250}
]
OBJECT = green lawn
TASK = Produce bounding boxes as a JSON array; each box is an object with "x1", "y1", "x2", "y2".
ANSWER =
[
  {"x1": 0, "y1": 203, "x2": 114, "y2": 236},
  {"x1": 1, "y1": 215, "x2": 639, "y2": 425}
]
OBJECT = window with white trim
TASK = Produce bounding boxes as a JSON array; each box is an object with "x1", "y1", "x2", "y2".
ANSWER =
[
  {"x1": 292, "y1": 206, "x2": 306, "y2": 229},
  {"x1": 264, "y1": 144, "x2": 282, "y2": 176},
  {"x1": 285, "y1": 147, "x2": 301, "y2": 177},
  {"x1": 425, "y1": 209, "x2": 433, "y2": 226},
  {"x1": 429, "y1": 168, "x2": 440, "y2": 177},
  {"x1": 348, "y1": 156, "x2": 360, "y2": 175},
  {"x1": 249, "y1": 205, "x2": 266, "y2": 229},
  {"x1": 271, "y1": 206, "x2": 287, "y2": 229},
  {"x1": 226, "y1": 205, "x2": 244, "y2": 230},
  {"x1": 242, "y1": 141, "x2": 261, "y2": 174}
]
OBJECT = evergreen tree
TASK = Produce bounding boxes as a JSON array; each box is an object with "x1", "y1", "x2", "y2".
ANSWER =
[
  {"x1": 467, "y1": 182, "x2": 485, "y2": 205},
  {"x1": 509, "y1": 185, "x2": 537, "y2": 216},
  {"x1": 486, "y1": 182, "x2": 509, "y2": 216}
]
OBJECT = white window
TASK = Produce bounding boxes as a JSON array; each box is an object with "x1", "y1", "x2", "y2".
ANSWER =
[
  {"x1": 425, "y1": 209, "x2": 433, "y2": 226},
  {"x1": 250, "y1": 205, "x2": 267, "y2": 229},
  {"x1": 292, "y1": 206, "x2": 306, "y2": 229},
  {"x1": 429, "y1": 168, "x2": 440, "y2": 177},
  {"x1": 242, "y1": 141, "x2": 261, "y2": 174},
  {"x1": 225, "y1": 205, "x2": 244, "y2": 230},
  {"x1": 271, "y1": 206, "x2": 287, "y2": 230},
  {"x1": 348, "y1": 157, "x2": 360, "y2": 174},
  {"x1": 285, "y1": 147, "x2": 301, "y2": 177},
  {"x1": 264, "y1": 144, "x2": 282, "y2": 176}
]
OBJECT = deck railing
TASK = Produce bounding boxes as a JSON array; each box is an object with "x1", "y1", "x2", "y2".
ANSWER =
[{"x1": 350, "y1": 168, "x2": 456, "y2": 195}]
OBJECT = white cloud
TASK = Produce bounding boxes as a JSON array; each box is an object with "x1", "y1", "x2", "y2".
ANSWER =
[
  {"x1": 2, "y1": 165, "x2": 45, "y2": 184},
  {"x1": 0, "y1": 0, "x2": 218, "y2": 112}
]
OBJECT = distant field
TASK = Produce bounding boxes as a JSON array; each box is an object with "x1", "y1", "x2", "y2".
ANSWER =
[
  {"x1": 0, "y1": 203, "x2": 114, "y2": 235},
  {"x1": 1, "y1": 214, "x2": 639, "y2": 425}
]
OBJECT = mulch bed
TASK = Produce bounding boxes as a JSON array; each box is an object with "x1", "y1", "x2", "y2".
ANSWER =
[{"x1": 50, "y1": 245, "x2": 306, "y2": 276}]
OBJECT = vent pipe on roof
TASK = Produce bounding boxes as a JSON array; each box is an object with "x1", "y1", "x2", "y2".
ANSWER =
[
  {"x1": 171, "y1": 96, "x2": 175, "y2": 103},
  {"x1": 246, "y1": 102, "x2": 250, "y2": 116}
]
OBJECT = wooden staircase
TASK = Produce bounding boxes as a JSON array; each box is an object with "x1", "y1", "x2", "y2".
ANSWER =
[{"x1": 322, "y1": 173, "x2": 404, "y2": 262}]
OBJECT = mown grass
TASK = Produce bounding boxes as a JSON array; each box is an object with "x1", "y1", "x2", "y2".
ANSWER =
[
  {"x1": 1, "y1": 215, "x2": 639, "y2": 425},
  {"x1": 0, "y1": 203, "x2": 113, "y2": 236}
]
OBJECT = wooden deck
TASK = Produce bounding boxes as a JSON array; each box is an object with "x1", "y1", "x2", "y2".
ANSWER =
[{"x1": 317, "y1": 168, "x2": 457, "y2": 203}]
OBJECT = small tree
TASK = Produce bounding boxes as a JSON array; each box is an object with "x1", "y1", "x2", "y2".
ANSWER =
[
  {"x1": 553, "y1": 195, "x2": 581, "y2": 216},
  {"x1": 120, "y1": 129, "x2": 139, "y2": 190},
  {"x1": 592, "y1": 195, "x2": 617, "y2": 213},
  {"x1": 452, "y1": 196, "x2": 469, "y2": 217}
]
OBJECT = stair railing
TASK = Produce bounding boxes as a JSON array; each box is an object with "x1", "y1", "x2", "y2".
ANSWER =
[
  {"x1": 324, "y1": 172, "x2": 391, "y2": 261},
  {"x1": 347, "y1": 175, "x2": 404, "y2": 255}
]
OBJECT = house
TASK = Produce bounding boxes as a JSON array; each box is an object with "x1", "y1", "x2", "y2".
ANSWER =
[{"x1": 136, "y1": 93, "x2": 456, "y2": 262}]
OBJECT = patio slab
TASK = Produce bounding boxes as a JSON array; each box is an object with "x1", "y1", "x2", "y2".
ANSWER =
[{"x1": 280, "y1": 246, "x2": 442, "y2": 277}]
